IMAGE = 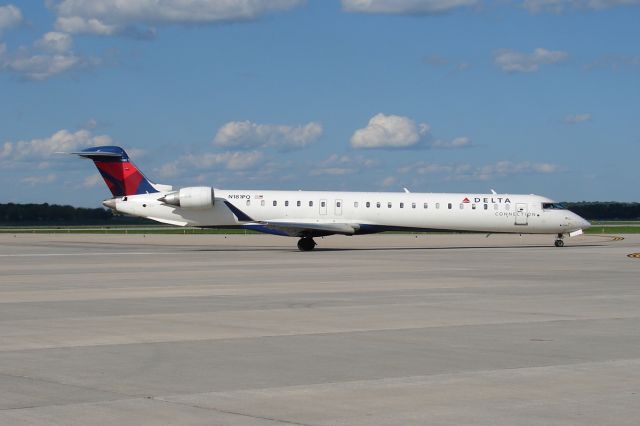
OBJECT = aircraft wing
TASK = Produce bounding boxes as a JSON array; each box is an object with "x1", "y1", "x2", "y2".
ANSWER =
[
  {"x1": 222, "y1": 200, "x2": 358, "y2": 237},
  {"x1": 257, "y1": 220, "x2": 359, "y2": 237}
]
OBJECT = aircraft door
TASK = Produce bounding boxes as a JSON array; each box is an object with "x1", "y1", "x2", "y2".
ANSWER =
[
  {"x1": 335, "y1": 199, "x2": 343, "y2": 216},
  {"x1": 320, "y1": 199, "x2": 328, "y2": 215},
  {"x1": 515, "y1": 203, "x2": 528, "y2": 225}
]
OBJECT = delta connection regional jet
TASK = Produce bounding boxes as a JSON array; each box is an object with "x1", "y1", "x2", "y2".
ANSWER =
[{"x1": 74, "y1": 146, "x2": 591, "y2": 251}]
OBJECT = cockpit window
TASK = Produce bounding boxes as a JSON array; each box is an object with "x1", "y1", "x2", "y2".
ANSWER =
[{"x1": 542, "y1": 202, "x2": 566, "y2": 210}]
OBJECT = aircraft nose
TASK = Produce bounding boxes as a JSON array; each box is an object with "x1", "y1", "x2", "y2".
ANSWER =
[{"x1": 576, "y1": 214, "x2": 590, "y2": 229}]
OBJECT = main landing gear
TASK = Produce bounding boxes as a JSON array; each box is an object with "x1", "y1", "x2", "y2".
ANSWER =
[
  {"x1": 297, "y1": 237, "x2": 316, "y2": 252},
  {"x1": 554, "y1": 233, "x2": 565, "y2": 247}
]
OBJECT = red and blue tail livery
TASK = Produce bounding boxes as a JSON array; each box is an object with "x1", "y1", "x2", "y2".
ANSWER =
[{"x1": 74, "y1": 146, "x2": 158, "y2": 197}]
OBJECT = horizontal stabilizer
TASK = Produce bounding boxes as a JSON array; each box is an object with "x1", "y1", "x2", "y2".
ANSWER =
[{"x1": 71, "y1": 146, "x2": 130, "y2": 161}]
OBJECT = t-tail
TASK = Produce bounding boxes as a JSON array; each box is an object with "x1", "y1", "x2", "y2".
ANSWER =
[{"x1": 72, "y1": 146, "x2": 167, "y2": 197}]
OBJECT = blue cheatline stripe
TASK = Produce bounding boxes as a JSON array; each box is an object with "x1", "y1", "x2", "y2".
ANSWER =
[{"x1": 242, "y1": 224, "x2": 290, "y2": 237}]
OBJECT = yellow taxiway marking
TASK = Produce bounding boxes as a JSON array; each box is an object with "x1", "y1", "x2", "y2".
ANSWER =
[{"x1": 612, "y1": 236, "x2": 625, "y2": 241}]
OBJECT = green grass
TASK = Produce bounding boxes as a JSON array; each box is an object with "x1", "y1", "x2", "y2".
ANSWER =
[
  {"x1": 585, "y1": 226, "x2": 640, "y2": 234},
  {"x1": 590, "y1": 221, "x2": 640, "y2": 225}
]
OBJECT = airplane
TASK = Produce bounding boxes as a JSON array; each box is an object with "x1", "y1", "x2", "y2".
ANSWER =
[{"x1": 72, "y1": 146, "x2": 591, "y2": 251}]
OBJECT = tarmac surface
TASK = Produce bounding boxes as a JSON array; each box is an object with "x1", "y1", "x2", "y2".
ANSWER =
[{"x1": 0, "y1": 233, "x2": 639, "y2": 425}]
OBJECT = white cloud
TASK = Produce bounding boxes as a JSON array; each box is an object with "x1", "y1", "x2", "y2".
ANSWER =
[
  {"x1": 214, "y1": 121, "x2": 323, "y2": 150},
  {"x1": 156, "y1": 162, "x2": 180, "y2": 179},
  {"x1": 53, "y1": 0, "x2": 304, "y2": 36},
  {"x1": 310, "y1": 167, "x2": 356, "y2": 176},
  {"x1": 399, "y1": 160, "x2": 561, "y2": 181},
  {"x1": 0, "y1": 129, "x2": 112, "y2": 161},
  {"x1": 380, "y1": 176, "x2": 397, "y2": 188},
  {"x1": 82, "y1": 173, "x2": 102, "y2": 188},
  {"x1": 351, "y1": 113, "x2": 430, "y2": 149},
  {"x1": 188, "y1": 151, "x2": 264, "y2": 170},
  {"x1": 0, "y1": 31, "x2": 97, "y2": 80},
  {"x1": 430, "y1": 137, "x2": 473, "y2": 149},
  {"x1": 342, "y1": 0, "x2": 478, "y2": 14},
  {"x1": 0, "y1": 4, "x2": 22, "y2": 34},
  {"x1": 158, "y1": 150, "x2": 264, "y2": 178},
  {"x1": 21, "y1": 173, "x2": 57, "y2": 186},
  {"x1": 3, "y1": 53, "x2": 81, "y2": 80},
  {"x1": 35, "y1": 32, "x2": 74, "y2": 53},
  {"x1": 494, "y1": 48, "x2": 568, "y2": 73},
  {"x1": 564, "y1": 113, "x2": 592, "y2": 124},
  {"x1": 524, "y1": 0, "x2": 640, "y2": 13},
  {"x1": 310, "y1": 153, "x2": 378, "y2": 176}
]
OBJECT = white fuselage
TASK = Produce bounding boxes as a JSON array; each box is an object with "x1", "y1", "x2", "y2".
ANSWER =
[{"x1": 110, "y1": 189, "x2": 590, "y2": 236}]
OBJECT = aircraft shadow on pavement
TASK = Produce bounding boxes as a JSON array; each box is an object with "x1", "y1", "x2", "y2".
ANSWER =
[{"x1": 191, "y1": 244, "x2": 606, "y2": 253}]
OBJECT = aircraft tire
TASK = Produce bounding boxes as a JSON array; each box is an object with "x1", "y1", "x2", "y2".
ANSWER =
[{"x1": 297, "y1": 237, "x2": 316, "y2": 251}]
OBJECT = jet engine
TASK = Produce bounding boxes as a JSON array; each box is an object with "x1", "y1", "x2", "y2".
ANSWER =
[{"x1": 159, "y1": 187, "x2": 214, "y2": 210}]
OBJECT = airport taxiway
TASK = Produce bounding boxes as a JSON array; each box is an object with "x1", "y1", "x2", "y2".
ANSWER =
[{"x1": 0, "y1": 233, "x2": 639, "y2": 425}]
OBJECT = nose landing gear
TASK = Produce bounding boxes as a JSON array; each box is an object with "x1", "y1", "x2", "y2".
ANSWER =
[
  {"x1": 554, "y1": 233, "x2": 564, "y2": 247},
  {"x1": 297, "y1": 237, "x2": 316, "y2": 251}
]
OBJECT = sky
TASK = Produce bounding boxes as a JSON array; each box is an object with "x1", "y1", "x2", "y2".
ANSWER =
[{"x1": 0, "y1": 0, "x2": 638, "y2": 207}]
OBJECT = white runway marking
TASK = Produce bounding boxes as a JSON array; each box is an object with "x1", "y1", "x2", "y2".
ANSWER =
[{"x1": 0, "y1": 252, "x2": 182, "y2": 257}]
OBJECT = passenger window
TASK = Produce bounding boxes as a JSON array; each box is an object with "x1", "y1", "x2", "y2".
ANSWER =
[
  {"x1": 424, "y1": 203, "x2": 428, "y2": 209},
  {"x1": 494, "y1": 204, "x2": 498, "y2": 210},
  {"x1": 337, "y1": 201, "x2": 341, "y2": 208},
  {"x1": 436, "y1": 203, "x2": 440, "y2": 209},
  {"x1": 484, "y1": 204, "x2": 488, "y2": 210},
  {"x1": 448, "y1": 203, "x2": 452, "y2": 209},
  {"x1": 376, "y1": 202, "x2": 381, "y2": 208},
  {"x1": 246, "y1": 199, "x2": 250, "y2": 206},
  {"x1": 285, "y1": 201, "x2": 289, "y2": 207},
  {"x1": 354, "y1": 202, "x2": 359, "y2": 208},
  {"x1": 297, "y1": 201, "x2": 301, "y2": 207},
  {"x1": 472, "y1": 204, "x2": 476, "y2": 210},
  {"x1": 273, "y1": 200, "x2": 277, "y2": 207},
  {"x1": 400, "y1": 202, "x2": 404, "y2": 208},
  {"x1": 459, "y1": 203, "x2": 464, "y2": 209},
  {"x1": 366, "y1": 202, "x2": 370, "y2": 208},
  {"x1": 387, "y1": 202, "x2": 392, "y2": 208},
  {"x1": 309, "y1": 201, "x2": 313, "y2": 207},
  {"x1": 412, "y1": 203, "x2": 416, "y2": 209},
  {"x1": 505, "y1": 204, "x2": 510, "y2": 211},
  {"x1": 261, "y1": 200, "x2": 265, "y2": 206},
  {"x1": 321, "y1": 201, "x2": 326, "y2": 207}
]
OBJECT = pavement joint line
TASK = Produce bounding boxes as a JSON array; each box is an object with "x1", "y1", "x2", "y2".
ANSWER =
[
  {"x1": 160, "y1": 357, "x2": 640, "y2": 398},
  {"x1": 0, "y1": 393, "x2": 310, "y2": 426},
  {"x1": 0, "y1": 371, "x2": 136, "y2": 411},
  {"x1": 1, "y1": 316, "x2": 638, "y2": 354},
  {"x1": 153, "y1": 396, "x2": 313, "y2": 426}
]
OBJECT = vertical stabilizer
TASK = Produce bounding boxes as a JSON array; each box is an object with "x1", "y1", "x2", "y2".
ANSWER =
[{"x1": 73, "y1": 146, "x2": 159, "y2": 197}]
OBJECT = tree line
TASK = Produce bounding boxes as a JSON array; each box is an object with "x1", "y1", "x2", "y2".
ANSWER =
[
  {"x1": 0, "y1": 202, "x2": 638, "y2": 225},
  {"x1": 0, "y1": 203, "x2": 151, "y2": 225}
]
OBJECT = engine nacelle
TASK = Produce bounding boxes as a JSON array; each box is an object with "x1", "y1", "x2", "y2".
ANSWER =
[{"x1": 160, "y1": 187, "x2": 214, "y2": 210}]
